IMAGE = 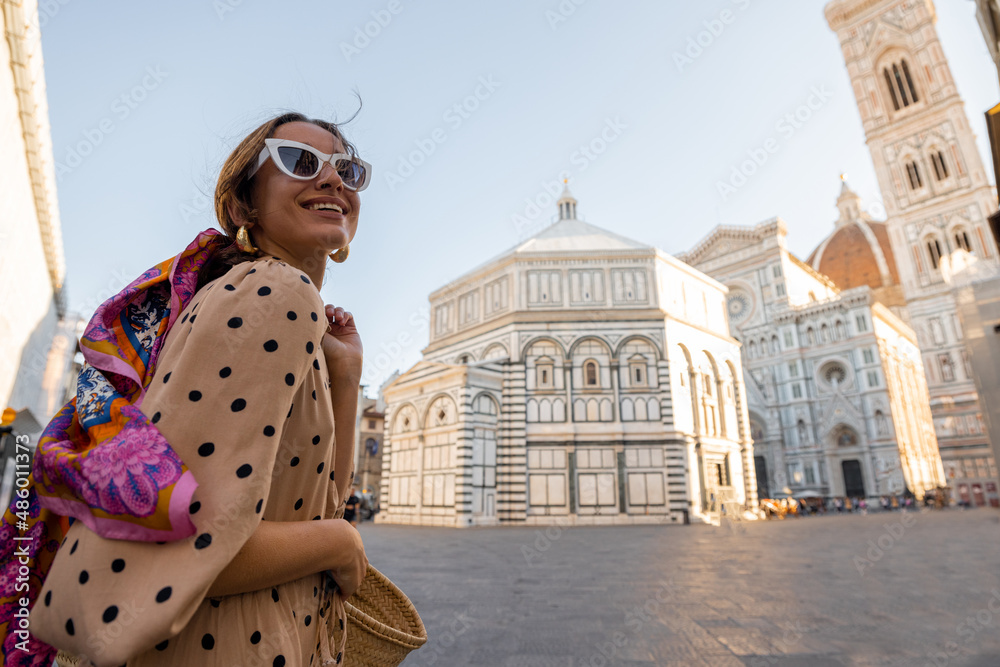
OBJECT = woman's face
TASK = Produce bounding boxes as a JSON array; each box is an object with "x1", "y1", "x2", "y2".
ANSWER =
[{"x1": 248, "y1": 121, "x2": 361, "y2": 263}]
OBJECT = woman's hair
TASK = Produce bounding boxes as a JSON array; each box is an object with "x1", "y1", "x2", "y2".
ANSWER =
[{"x1": 201, "y1": 111, "x2": 361, "y2": 284}]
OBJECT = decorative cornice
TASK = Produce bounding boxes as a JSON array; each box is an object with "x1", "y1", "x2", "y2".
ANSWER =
[{"x1": 2, "y1": 0, "x2": 65, "y2": 313}]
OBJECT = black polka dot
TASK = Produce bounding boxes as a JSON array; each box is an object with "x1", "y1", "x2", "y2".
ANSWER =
[
  {"x1": 304, "y1": 614, "x2": 312, "y2": 626},
  {"x1": 311, "y1": 312, "x2": 318, "y2": 322},
  {"x1": 65, "y1": 618, "x2": 75, "y2": 636},
  {"x1": 236, "y1": 464, "x2": 253, "y2": 478},
  {"x1": 336, "y1": 651, "x2": 342, "y2": 664},
  {"x1": 210, "y1": 598, "x2": 221, "y2": 608},
  {"x1": 162, "y1": 372, "x2": 171, "y2": 383},
  {"x1": 102, "y1": 605, "x2": 118, "y2": 623},
  {"x1": 285, "y1": 373, "x2": 295, "y2": 386},
  {"x1": 70, "y1": 539, "x2": 78, "y2": 554},
  {"x1": 263, "y1": 339, "x2": 278, "y2": 352},
  {"x1": 79, "y1": 570, "x2": 89, "y2": 584},
  {"x1": 300, "y1": 275, "x2": 310, "y2": 284},
  {"x1": 228, "y1": 317, "x2": 243, "y2": 329},
  {"x1": 263, "y1": 425, "x2": 275, "y2": 436},
  {"x1": 151, "y1": 412, "x2": 161, "y2": 424},
  {"x1": 338, "y1": 617, "x2": 343, "y2": 630},
  {"x1": 258, "y1": 286, "x2": 271, "y2": 296},
  {"x1": 198, "y1": 442, "x2": 215, "y2": 457},
  {"x1": 219, "y1": 366, "x2": 232, "y2": 378},
  {"x1": 195, "y1": 533, "x2": 212, "y2": 549},
  {"x1": 224, "y1": 284, "x2": 235, "y2": 291},
  {"x1": 313, "y1": 435, "x2": 321, "y2": 445},
  {"x1": 248, "y1": 268, "x2": 256, "y2": 274},
  {"x1": 231, "y1": 398, "x2": 247, "y2": 412},
  {"x1": 294, "y1": 498, "x2": 303, "y2": 510},
  {"x1": 290, "y1": 457, "x2": 299, "y2": 467},
  {"x1": 189, "y1": 315, "x2": 197, "y2": 323},
  {"x1": 312, "y1": 515, "x2": 321, "y2": 521},
  {"x1": 189, "y1": 390, "x2": 202, "y2": 402},
  {"x1": 312, "y1": 390, "x2": 317, "y2": 400},
  {"x1": 181, "y1": 313, "x2": 189, "y2": 324},
  {"x1": 271, "y1": 588, "x2": 279, "y2": 603},
  {"x1": 255, "y1": 498, "x2": 264, "y2": 514},
  {"x1": 313, "y1": 587, "x2": 318, "y2": 597},
  {"x1": 111, "y1": 558, "x2": 125, "y2": 573},
  {"x1": 287, "y1": 311, "x2": 297, "y2": 320},
  {"x1": 274, "y1": 655, "x2": 286, "y2": 667},
  {"x1": 306, "y1": 341, "x2": 315, "y2": 354},
  {"x1": 155, "y1": 640, "x2": 169, "y2": 651},
  {"x1": 330, "y1": 470, "x2": 336, "y2": 481},
  {"x1": 202, "y1": 633, "x2": 215, "y2": 650},
  {"x1": 250, "y1": 630, "x2": 261, "y2": 644},
  {"x1": 287, "y1": 403, "x2": 294, "y2": 419},
  {"x1": 156, "y1": 586, "x2": 172, "y2": 603},
  {"x1": 316, "y1": 462, "x2": 325, "y2": 474},
  {"x1": 313, "y1": 359, "x2": 320, "y2": 370},
  {"x1": 189, "y1": 501, "x2": 201, "y2": 514},
  {"x1": 44, "y1": 591, "x2": 52, "y2": 606}
]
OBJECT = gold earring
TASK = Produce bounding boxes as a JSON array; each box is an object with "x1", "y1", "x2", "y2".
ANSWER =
[
  {"x1": 235, "y1": 225, "x2": 259, "y2": 254},
  {"x1": 330, "y1": 245, "x2": 350, "y2": 263}
]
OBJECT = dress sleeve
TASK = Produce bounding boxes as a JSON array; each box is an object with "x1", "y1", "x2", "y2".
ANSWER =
[{"x1": 28, "y1": 260, "x2": 328, "y2": 667}]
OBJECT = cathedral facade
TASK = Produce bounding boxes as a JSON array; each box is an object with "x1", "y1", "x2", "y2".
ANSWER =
[
  {"x1": 681, "y1": 192, "x2": 946, "y2": 502},
  {"x1": 823, "y1": 0, "x2": 999, "y2": 505},
  {"x1": 376, "y1": 189, "x2": 758, "y2": 527}
]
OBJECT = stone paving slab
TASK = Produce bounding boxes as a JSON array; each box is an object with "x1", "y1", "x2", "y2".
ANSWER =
[{"x1": 358, "y1": 508, "x2": 1000, "y2": 666}]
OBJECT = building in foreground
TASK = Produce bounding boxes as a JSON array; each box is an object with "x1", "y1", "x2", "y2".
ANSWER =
[
  {"x1": 681, "y1": 186, "x2": 946, "y2": 502},
  {"x1": 376, "y1": 188, "x2": 758, "y2": 527}
]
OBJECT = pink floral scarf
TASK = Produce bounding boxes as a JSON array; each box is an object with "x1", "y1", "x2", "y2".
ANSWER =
[{"x1": 0, "y1": 229, "x2": 228, "y2": 665}]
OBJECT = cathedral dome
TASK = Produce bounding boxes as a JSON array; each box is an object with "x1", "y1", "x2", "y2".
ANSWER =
[{"x1": 807, "y1": 179, "x2": 906, "y2": 310}]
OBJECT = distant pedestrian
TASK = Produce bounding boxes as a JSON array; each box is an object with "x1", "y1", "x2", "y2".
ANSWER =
[{"x1": 345, "y1": 487, "x2": 361, "y2": 527}]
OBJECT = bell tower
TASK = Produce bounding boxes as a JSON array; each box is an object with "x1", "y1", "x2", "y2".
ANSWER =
[{"x1": 826, "y1": 0, "x2": 998, "y2": 477}]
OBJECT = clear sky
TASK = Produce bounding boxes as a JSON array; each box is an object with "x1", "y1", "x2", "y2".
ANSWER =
[{"x1": 39, "y1": 0, "x2": 1000, "y2": 394}]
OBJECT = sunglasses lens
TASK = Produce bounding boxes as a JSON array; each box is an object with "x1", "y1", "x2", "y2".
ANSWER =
[
  {"x1": 336, "y1": 159, "x2": 366, "y2": 189},
  {"x1": 276, "y1": 146, "x2": 319, "y2": 178}
]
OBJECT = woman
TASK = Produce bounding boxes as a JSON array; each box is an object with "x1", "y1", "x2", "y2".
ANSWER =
[{"x1": 9, "y1": 113, "x2": 370, "y2": 666}]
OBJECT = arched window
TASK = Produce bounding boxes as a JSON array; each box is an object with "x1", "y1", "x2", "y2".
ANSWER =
[
  {"x1": 797, "y1": 420, "x2": 808, "y2": 446},
  {"x1": 820, "y1": 324, "x2": 829, "y2": 343},
  {"x1": 835, "y1": 320, "x2": 846, "y2": 340},
  {"x1": 747, "y1": 341, "x2": 757, "y2": 359},
  {"x1": 954, "y1": 228, "x2": 973, "y2": 253},
  {"x1": 931, "y1": 151, "x2": 949, "y2": 180},
  {"x1": 926, "y1": 237, "x2": 943, "y2": 269},
  {"x1": 536, "y1": 356, "x2": 555, "y2": 389},
  {"x1": 584, "y1": 360, "x2": 599, "y2": 386},
  {"x1": 883, "y1": 58, "x2": 919, "y2": 110},
  {"x1": 807, "y1": 327, "x2": 816, "y2": 345},
  {"x1": 906, "y1": 161, "x2": 923, "y2": 189}
]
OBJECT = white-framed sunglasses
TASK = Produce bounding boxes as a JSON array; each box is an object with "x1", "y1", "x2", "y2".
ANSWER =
[{"x1": 249, "y1": 138, "x2": 372, "y2": 192}]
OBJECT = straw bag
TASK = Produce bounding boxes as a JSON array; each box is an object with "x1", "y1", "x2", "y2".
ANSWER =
[{"x1": 330, "y1": 563, "x2": 428, "y2": 666}]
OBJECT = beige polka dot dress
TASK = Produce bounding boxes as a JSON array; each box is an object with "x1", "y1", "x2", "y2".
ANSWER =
[{"x1": 29, "y1": 258, "x2": 349, "y2": 666}]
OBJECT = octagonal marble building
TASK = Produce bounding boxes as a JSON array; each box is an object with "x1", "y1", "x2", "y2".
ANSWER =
[{"x1": 376, "y1": 188, "x2": 758, "y2": 527}]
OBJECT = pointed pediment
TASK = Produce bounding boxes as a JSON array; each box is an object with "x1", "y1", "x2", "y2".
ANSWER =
[
  {"x1": 818, "y1": 390, "x2": 863, "y2": 433},
  {"x1": 681, "y1": 220, "x2": 782, "y2": 268}
]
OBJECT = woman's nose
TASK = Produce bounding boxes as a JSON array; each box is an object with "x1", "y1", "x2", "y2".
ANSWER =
[{"x1": 316, "y1": 161, "x2": 344, "y2": 189}]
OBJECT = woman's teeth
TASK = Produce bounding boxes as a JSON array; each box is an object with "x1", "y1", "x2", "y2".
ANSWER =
[{"x1": 306, "y1": 203, "x2": 343, "y2": 212}]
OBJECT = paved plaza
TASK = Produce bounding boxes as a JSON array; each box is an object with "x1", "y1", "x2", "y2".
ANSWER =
[{"x1": 359, "y1": 509, "x2": 1000, "y2": 667}]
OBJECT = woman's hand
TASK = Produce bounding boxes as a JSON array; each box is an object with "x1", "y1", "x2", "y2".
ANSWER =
[
  {"x1": 322, "y1": 305, "x2": 363, "y2": 381},
  {"x1": 325, "y1": 518, "x2": 369, "y2": 599}
]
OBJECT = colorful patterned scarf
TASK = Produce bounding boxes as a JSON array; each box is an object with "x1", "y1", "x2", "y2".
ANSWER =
[{"x1": 0, "y1": 229, "x2": 228, "y2": 665}]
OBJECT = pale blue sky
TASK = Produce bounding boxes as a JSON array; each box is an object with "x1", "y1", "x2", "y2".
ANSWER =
[{"x1": 40, "y1": 0, "x2": 999, "y2": 393}]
